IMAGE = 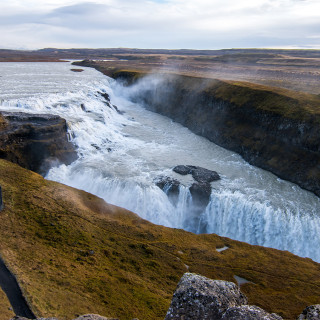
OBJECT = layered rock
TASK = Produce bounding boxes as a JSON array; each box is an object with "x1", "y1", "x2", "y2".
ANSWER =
[
  {"x1": 0, "y1": 112, "x2": 77, "y2": 175},
  {"x1": 165, "y1": 273, "x2": 282, "y2": 320}
]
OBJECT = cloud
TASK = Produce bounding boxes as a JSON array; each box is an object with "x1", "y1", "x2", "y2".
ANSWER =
[{"x1": 0, "y1": 0, "x2": 320, "y2": 49}]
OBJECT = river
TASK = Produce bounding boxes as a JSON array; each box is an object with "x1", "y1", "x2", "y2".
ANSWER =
[{"x1": 0, "y1": 61, "x2": 319, "y2": 262}]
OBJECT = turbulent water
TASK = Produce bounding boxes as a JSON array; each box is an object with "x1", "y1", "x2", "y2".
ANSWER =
[{"x1": 1, "y1": 62, "x2": 320, "y2": 262}]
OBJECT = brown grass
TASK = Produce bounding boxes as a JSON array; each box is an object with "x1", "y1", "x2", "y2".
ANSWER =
[
  {"x1": 0, "y1": 288, "x2": 15, "y2": 319},
  {"x1": 0, "y1": 159, "x2": 320, "y2": 320}
]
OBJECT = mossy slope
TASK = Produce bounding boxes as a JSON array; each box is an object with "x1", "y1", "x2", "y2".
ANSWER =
[{"x1": 0, "y1": 159, "x2": 319, "y2": 319}]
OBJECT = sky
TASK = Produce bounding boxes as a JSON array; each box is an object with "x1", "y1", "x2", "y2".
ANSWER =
[{"x1": 0, "y1": 0, "x2": 320, "y2": 50}]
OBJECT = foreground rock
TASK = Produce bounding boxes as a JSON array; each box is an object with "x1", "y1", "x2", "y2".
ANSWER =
[
  {"x1": 297, "y1": 305, "x2": 320, "y2": 319},
  {"x1": 165, "y1": 273, "x2": 282, "y2": 320},
  {"x1": 0, "y1": 112, "x2": 77, "y2": 175}
]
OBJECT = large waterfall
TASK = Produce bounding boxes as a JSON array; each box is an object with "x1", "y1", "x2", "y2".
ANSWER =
[{"x1": 1, "y1": 61, "x2": 320, "y2": 262}]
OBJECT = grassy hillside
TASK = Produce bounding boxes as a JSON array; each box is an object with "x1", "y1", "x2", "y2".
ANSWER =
[
  {"x1": 0, "y1": 288, "x2": 14, "y2": 319},
  {"x1": 0, "y1": 159, "x2": 320, "y2": 319}
]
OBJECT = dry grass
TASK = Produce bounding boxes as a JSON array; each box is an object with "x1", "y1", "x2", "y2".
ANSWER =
[
  {"x1": 0, "y1": 159, "x2": 320, "y2": 320},
  {"x1": 0, "y1": 288, "x2": 15, "y2": 319}
]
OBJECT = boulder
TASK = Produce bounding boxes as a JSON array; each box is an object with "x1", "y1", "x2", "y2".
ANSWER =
[
  {"x1": 189, "y1": 182, "x2": 212, "y2": 207},
  {"x1": 297, "y1": 305, "x2": 320, "y2": 319},
  {"x1": 0, "y1": 112, "x2": 77, "y2": 175},
  {"x1": 165, "y1": 273, "x2": 284, "y2": 320},
  {"x1": 173, "y1": 165, "x2": 192, "y2": 175},
  {"x1": 221, "y1": 305, "x2": 283, "y2": 320},
  {"x1": 155, "y1": 176, "x2": 180, "y2": 206},
  {"x1": 190, "y1": 166, "x2": 220, "y2": 183},
  {"x1": 165, "y1": 273, "x2": 247, "y2": 320},
  {"x1": 173, "y1": 165, "x2": 220, "y2": 183}
]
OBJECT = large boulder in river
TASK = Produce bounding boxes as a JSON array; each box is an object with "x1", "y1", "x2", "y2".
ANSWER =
[
  {"x1": 297, "y1": 305, "x2": 320, "y2": 319},
  {"x1": 189, "y1": 182, "x2": 212, "y2": 207},
  {"x1": 0, "y1": 112, "x2": 77, "y2": 175},
  {"x1": 173, "y1": 165, "x2": 220, "y2": 183},
  {"x1": 155, "y1": 176, "x2": 180, "y2": 206},
  {"x1": 164, "y1": 273, "x2": 247, "y2": 320}
]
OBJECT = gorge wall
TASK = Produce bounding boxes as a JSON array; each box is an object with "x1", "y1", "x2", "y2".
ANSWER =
[
  {"x1": 110, "y1": 69, "x2": 320, "y2": 197},
  {"x1": 0, "y1": 112, "x2": 77, "y2": 175}
]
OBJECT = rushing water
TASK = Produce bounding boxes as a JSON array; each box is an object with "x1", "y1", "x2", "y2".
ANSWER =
[{"x1": 0, "y1": 62, "x2": 320, "y2": 262}]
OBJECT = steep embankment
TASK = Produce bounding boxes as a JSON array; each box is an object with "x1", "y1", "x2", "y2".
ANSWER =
[
  {"x1": 0, "y1": 112, "x2": 77, "y2": 175},
  {"x1": 104, "y1": 68, "x2": 320, "y2": 197},
  {"x1": 0, "y1": 159, "x2": 320, "y2": 320}
]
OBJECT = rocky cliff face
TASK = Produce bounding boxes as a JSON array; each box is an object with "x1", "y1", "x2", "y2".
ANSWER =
[
  {"x1": 111, "y1": 71, "x2": 320, "y2": 197},
  {"x1": 0, "y1": 112, "x2": 77, "y2": 175}
]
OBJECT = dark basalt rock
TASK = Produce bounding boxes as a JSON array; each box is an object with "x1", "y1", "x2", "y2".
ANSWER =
[
  {"x1": 155, "y1": 176, "x2": 180, "y2": 206},
  {"x1": 0, "y1": 112, "x2": 77, "y2": 175},
  {"x1": 297, "y1": 305, "x2": 320, "y2": 320},
  {"x1": 173, "y1": 165, "x2": 192, "y2": 175},
  {"x1": 98, "y1": 91, "x2": 111, "y2": 103},
  {"x1": 97, "y1": 92, "x2": 124, "y2": 114},
  {"x1": 189, "y1": 182, "x2": 212, "y2": 207},
  {"x1": 173, "y1": 165, "x2": 220, "y2": 183},
  {"x1": 191, "y1": 166, "x2": 220, "y2": 183}
]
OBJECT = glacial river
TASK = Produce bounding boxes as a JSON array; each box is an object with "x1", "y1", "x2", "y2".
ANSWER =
[{"x1": 0, "y1": 61, "x2": 319, "y2": 262}]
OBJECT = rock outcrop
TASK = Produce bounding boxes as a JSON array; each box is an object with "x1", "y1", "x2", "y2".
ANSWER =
[
  {"x1": 297, "y1": 305, "x2": 320, "y2": 320},
  {"x1": 155, "y1": 176, "x2": 181, "y2": 206},
  {"x1": 0, "y1": 112, "x2": 77, "y2": 175},
  {"x1": 173, "y1": 165, "x2": 220, "y2": 183},
  {"x1": 165, "y1": 273, "x2": 282, "y2": 320},
  {"x1": 157, "y1": 165, "x2": 219, "y2": 209},
  {"x1": 109, "y1": 71, "x2": 320, "y2": 197}
]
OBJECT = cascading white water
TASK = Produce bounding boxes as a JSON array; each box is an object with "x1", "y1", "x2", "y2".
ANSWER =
[{"x1": 1, "y1": 61, "x2": 320, "y2": 262}]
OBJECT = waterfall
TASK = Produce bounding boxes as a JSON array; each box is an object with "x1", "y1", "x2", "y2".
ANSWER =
[{"x1": 1, "y1": 61, "x2": 320, "y2": 262}]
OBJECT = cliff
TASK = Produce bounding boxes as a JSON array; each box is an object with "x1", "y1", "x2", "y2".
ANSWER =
[
  {"x1": 0, "y1": 159, "x2": 320, "y2": 319},
  {"x1": 0, "y1": 112, "x2": 77, "y2": 175},
  {"x1": 107, "y1": 70, "x2": 320, "y2": 197}
]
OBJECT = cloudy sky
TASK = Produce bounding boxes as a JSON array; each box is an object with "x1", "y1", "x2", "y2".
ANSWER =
[{"x1": 0, "y1": 0, "x2": 320, "y2": 50}]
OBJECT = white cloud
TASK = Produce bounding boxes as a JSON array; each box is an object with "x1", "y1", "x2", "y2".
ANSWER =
[{"x1": 0, "y1": 0, "x2": 319, "y2": 49}]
